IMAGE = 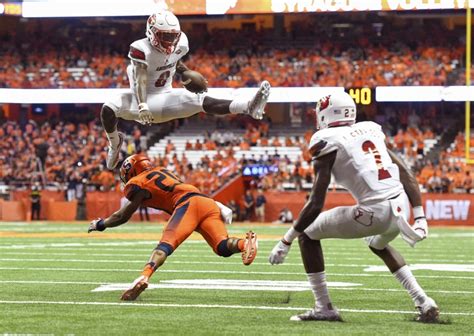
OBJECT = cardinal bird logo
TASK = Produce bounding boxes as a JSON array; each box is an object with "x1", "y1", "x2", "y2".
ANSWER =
[{"x1": 317, "y1": 95, "x2": 331, "y2": 111}]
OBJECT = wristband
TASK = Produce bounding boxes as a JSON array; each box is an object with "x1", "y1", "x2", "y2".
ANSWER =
[
  {"x1": 413, "y1": 206, "x2": 425, "y2": 220},
  {"x1": 96, "y1": 219, "x2": 106, "y2": 232},
  {"x1": 283, "y1": 227, "x2": 299, "y2": 244},
  {"x1": 138, "y1": 103, "x2": 149, "y2": 112}
]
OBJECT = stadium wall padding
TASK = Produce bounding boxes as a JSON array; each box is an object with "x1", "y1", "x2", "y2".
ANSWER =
[
  {"x1": 264, "y1": 191, "x2": 474, "y2": 226},
  {"x1": 212, "y1": 176, "x2": 245, "y2": 205},
  {"x1": 3, "y1": 190, "x2": 474, "y2": 226}
]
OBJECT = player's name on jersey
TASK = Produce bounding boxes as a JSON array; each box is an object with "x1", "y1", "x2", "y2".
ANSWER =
[{"x1": 156, "y1": 62, "x2": 177, "y2": 72}]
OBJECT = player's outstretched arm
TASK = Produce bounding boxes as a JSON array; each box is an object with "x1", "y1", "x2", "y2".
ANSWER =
[
  {"x1": 269, "y1": 151, "x2": 336, "y2": 265},
  {"x1": 388, "y1": 149, "x2": 428, "y2": 240},
  {"x1": 88, "y1": 189, "x2": 148, "y2": 232},
  {"x1": 388, "y1": 149, "x2": 422, "y2": 207}
]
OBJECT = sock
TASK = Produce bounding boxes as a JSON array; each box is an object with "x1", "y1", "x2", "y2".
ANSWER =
[
  {"x1": 237, "y1": 239, "x2": 245, "y2": 251},
  {"x1": 307, "y1": 272, "x2": 333, "y2": 310},
  {"x1": 229, "y1": 100, "x2": 249, "y2": 114},
  {"x1": 141, "y1": 262, "x2": 157, "y2": 279},
  {"x1": 106, "y1": 129, "x2": 120, "y2": 148},
  {"x1": 393, "y1": 265, "x2": 428, "y2": 305}
]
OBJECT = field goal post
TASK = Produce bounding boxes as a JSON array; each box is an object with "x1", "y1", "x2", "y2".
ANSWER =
[{"x1": 466, "y1": 6, "x2": 474, "y2": 164}]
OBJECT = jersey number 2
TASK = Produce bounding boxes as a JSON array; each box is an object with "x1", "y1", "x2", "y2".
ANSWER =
[
  {"x1": 146, "y1": 169, "x2": 182, "y2": 192},
  {"x1": 362, "y1": 140, "x2": 391, "y2": 180},
  {"x1": 155, "y1": 70, "x2": 171, "y2": 87}
]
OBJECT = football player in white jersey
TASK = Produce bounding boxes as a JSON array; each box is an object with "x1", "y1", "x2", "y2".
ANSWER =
[
  {"x1": 269, "y1": 92, "x2": 439, "y2": 323},
  {"x1": 102, "y1": 10, "x2": 271, "y2": 169}
]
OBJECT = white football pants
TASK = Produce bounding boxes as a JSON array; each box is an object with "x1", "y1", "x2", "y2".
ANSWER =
[
  {"x1": 104, "y1": 89, "x2": 206, "y2": 124},
  {"x1": 304, "y1": 192, "x2": 410, "y2": 249}
]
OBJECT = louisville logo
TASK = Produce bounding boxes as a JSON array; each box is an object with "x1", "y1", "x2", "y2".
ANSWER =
[
  {"x1": 148, "y1": 14, "x2": 156, "y2": 26},
  {"x1": 317, "y1": 95, "x2": 331, "y2": 111}
]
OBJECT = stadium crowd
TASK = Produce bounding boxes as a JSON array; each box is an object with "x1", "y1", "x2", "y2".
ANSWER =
[
  {"x1": 0, "y1": 113, "x2": 472, "y2": 196},
  {"x1": 0, "y1": 17, "x2": 466, "y2": 89}
]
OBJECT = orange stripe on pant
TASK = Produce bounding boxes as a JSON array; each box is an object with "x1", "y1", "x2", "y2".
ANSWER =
[{"x1": 160, "y1": 196, "x2": 229, "y2": 253}]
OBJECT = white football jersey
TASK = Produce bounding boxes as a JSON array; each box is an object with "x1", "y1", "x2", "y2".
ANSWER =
[
  {"x1": 309, "y1": 121, "x2": 404, "y2": 204},
  {"x1": 127, "y1": 33, "x2": 189, "y2": 93}
]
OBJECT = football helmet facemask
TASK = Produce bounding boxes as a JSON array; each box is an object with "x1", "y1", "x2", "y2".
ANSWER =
[
  {"x1": 315, "y1": 92, "x2": 357, "y2": 130},
  {"x1": 120, "y1": 154, "x2": 153, "y2": 184},
  {"x1": 146, "y1": 11, "x2": 181, "y2": 54}
]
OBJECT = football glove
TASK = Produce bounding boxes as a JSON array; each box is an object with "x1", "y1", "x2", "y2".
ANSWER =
[
  {"x1": 413, "y1": 217, "x2": 428, "y2": 240},
  {"x1": 88, "y1": 218, "x2": 106, "y2": 233},
  {"x1": 138, "y1": 103, "x2": 153, "y2": 125},
  {"x1": 269, "y1": 240, "x2": 291, "y2": 265}
]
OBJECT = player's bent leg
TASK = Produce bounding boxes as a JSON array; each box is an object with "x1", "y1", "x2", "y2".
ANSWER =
[
  {"x1": 202, "y1": 81, "x2": 270, "y2": 120},
  {"x1": 369, "y1": 244, "x2": 406, "y2": 273},
  {"x1": 216, "y1": 238, "x2": 239, "y2": 257},
  {"x1": 291, "y1": 234, "x2": 342, "y2": 322},
  {"x1": 120, "y1": 244, "x2": 171, "y2": 301},
  {"x1": 214, "y1": 232, "x2": 257, "y2": 266},
  {"x1": 147, "y1": 90, "x2": 205, "y2": 123},
  {"x1": 195, "y1": 197, "x2": 258, "y2": 265},
  {"x1": 369, "y1": 245, "x2": 439, "y2": 323},
  {"x1": 202, "y1": 96, "x2": 233, "y2": 116}
]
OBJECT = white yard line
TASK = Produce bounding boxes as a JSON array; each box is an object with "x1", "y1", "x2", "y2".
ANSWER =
[
  {"x1": 0, "y1": 245, "x2": 472, "y2": 260},
  {"x1": 0, "y1": 257, "x2": 372, "y2": 267},
  {"x1": 0, "y1": 280, "x2": 472, "y2": 294},
  {"x1": 2, "y1": 258, "x2": 474, "y2": 272},
  {"x1": 0, "y1": 251, "x2": 471, "y2": 263},
  {"x1": 0, "y1": 300, "x2": 472, "y2": 316},
  {"x1": 1, "y1": 267, "x2": 474, "y2": 280}
]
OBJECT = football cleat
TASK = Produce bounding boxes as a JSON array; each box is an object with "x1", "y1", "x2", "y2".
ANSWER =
[
  {"x1": 120, "y1": 275, "x2": 149, "y2": 301},
  {"x1": 242, "y1": 231, "x2": 258, "y2": 265},
  {"x1": 246, "y1": 80, "x2": 271, "y2": 120},
  {"x1": 416, "y1": 297, "x2": 440, "y2": 323},
  {"x1": 106, "y1": 132, "x2": 124, "y2": 170},
  {"x1": 290, "y1": 307, "x2": 342, "y2": 322}
]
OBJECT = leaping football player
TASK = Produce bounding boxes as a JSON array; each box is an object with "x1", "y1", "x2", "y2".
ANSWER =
[
  {"x1": 102, "y1": 10, "x2": 271, "y2": 169},
  {"x1": 269, "y1": 92, "x2": 439, "y2": 323},
  {"x1": 88, "y1": 154, "x2": 257, "y2": 300}
]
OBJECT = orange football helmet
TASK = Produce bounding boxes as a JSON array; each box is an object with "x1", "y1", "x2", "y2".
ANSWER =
[{"x1": 120, "y1": 154, "x2": 153, "y2": 183}]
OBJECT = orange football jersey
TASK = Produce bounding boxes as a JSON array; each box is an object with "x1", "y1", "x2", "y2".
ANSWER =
[{"x1": 124, "y1": 167, "x2": 200, "y2": 214}]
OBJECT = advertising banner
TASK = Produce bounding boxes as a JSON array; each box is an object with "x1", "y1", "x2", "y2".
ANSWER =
[{"x1": 21, "y1": 0, "x2": 473, "y2": 17}]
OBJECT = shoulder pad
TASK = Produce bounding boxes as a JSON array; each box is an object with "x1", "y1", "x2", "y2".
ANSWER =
[
  {"x1": 357, "y1": 121, "x2": 382, "y2": 131},
  {"x1": 308, "y1": 131, "x2": 338, "y2": 159},
  {"x1": 124, "y1": 180, "x2": 144, "y2": 201},
  {"x1": 128, "y1": 40, "x2": 147, "y2": 64}
]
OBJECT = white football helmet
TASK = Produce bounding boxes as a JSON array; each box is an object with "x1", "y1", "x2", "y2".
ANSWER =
[
  {"x1": 146, "y1": 11, "x2": 181, "y2": 54},
  {"x1": 315, "y1": 91, "x2": 356, "y2": 129}
]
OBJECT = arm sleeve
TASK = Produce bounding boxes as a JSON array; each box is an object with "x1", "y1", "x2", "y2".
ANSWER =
[{"x1": 128, "y1": 42, "x2": 147, "y2": 64}]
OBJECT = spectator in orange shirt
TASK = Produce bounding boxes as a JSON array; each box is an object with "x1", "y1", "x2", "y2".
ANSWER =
[
  {"x1": 185, "y1": 140, "x2": 193, "y2": 150},
  {"x1": 165, "y1": 140, "x2": 175, "y2": 155},
  {"x1": 194, "y1": 139, "x2": 203, "y2": 150},
  {"x1": 271, "y1": 137, "x2": 282, "y2": 147}
]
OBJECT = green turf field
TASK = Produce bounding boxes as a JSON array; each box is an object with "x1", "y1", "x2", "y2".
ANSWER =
[{"x1": 0, "y1": 222, "x2": 473, "y2": 335}]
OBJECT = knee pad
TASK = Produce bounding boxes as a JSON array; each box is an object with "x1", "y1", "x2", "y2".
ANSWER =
[
  {"x1": 216, "y1": 239, "x2": 233, "y2": 257},
  {"x1": 156, "y1": 242, "x2": 174, "y2": 256}
]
